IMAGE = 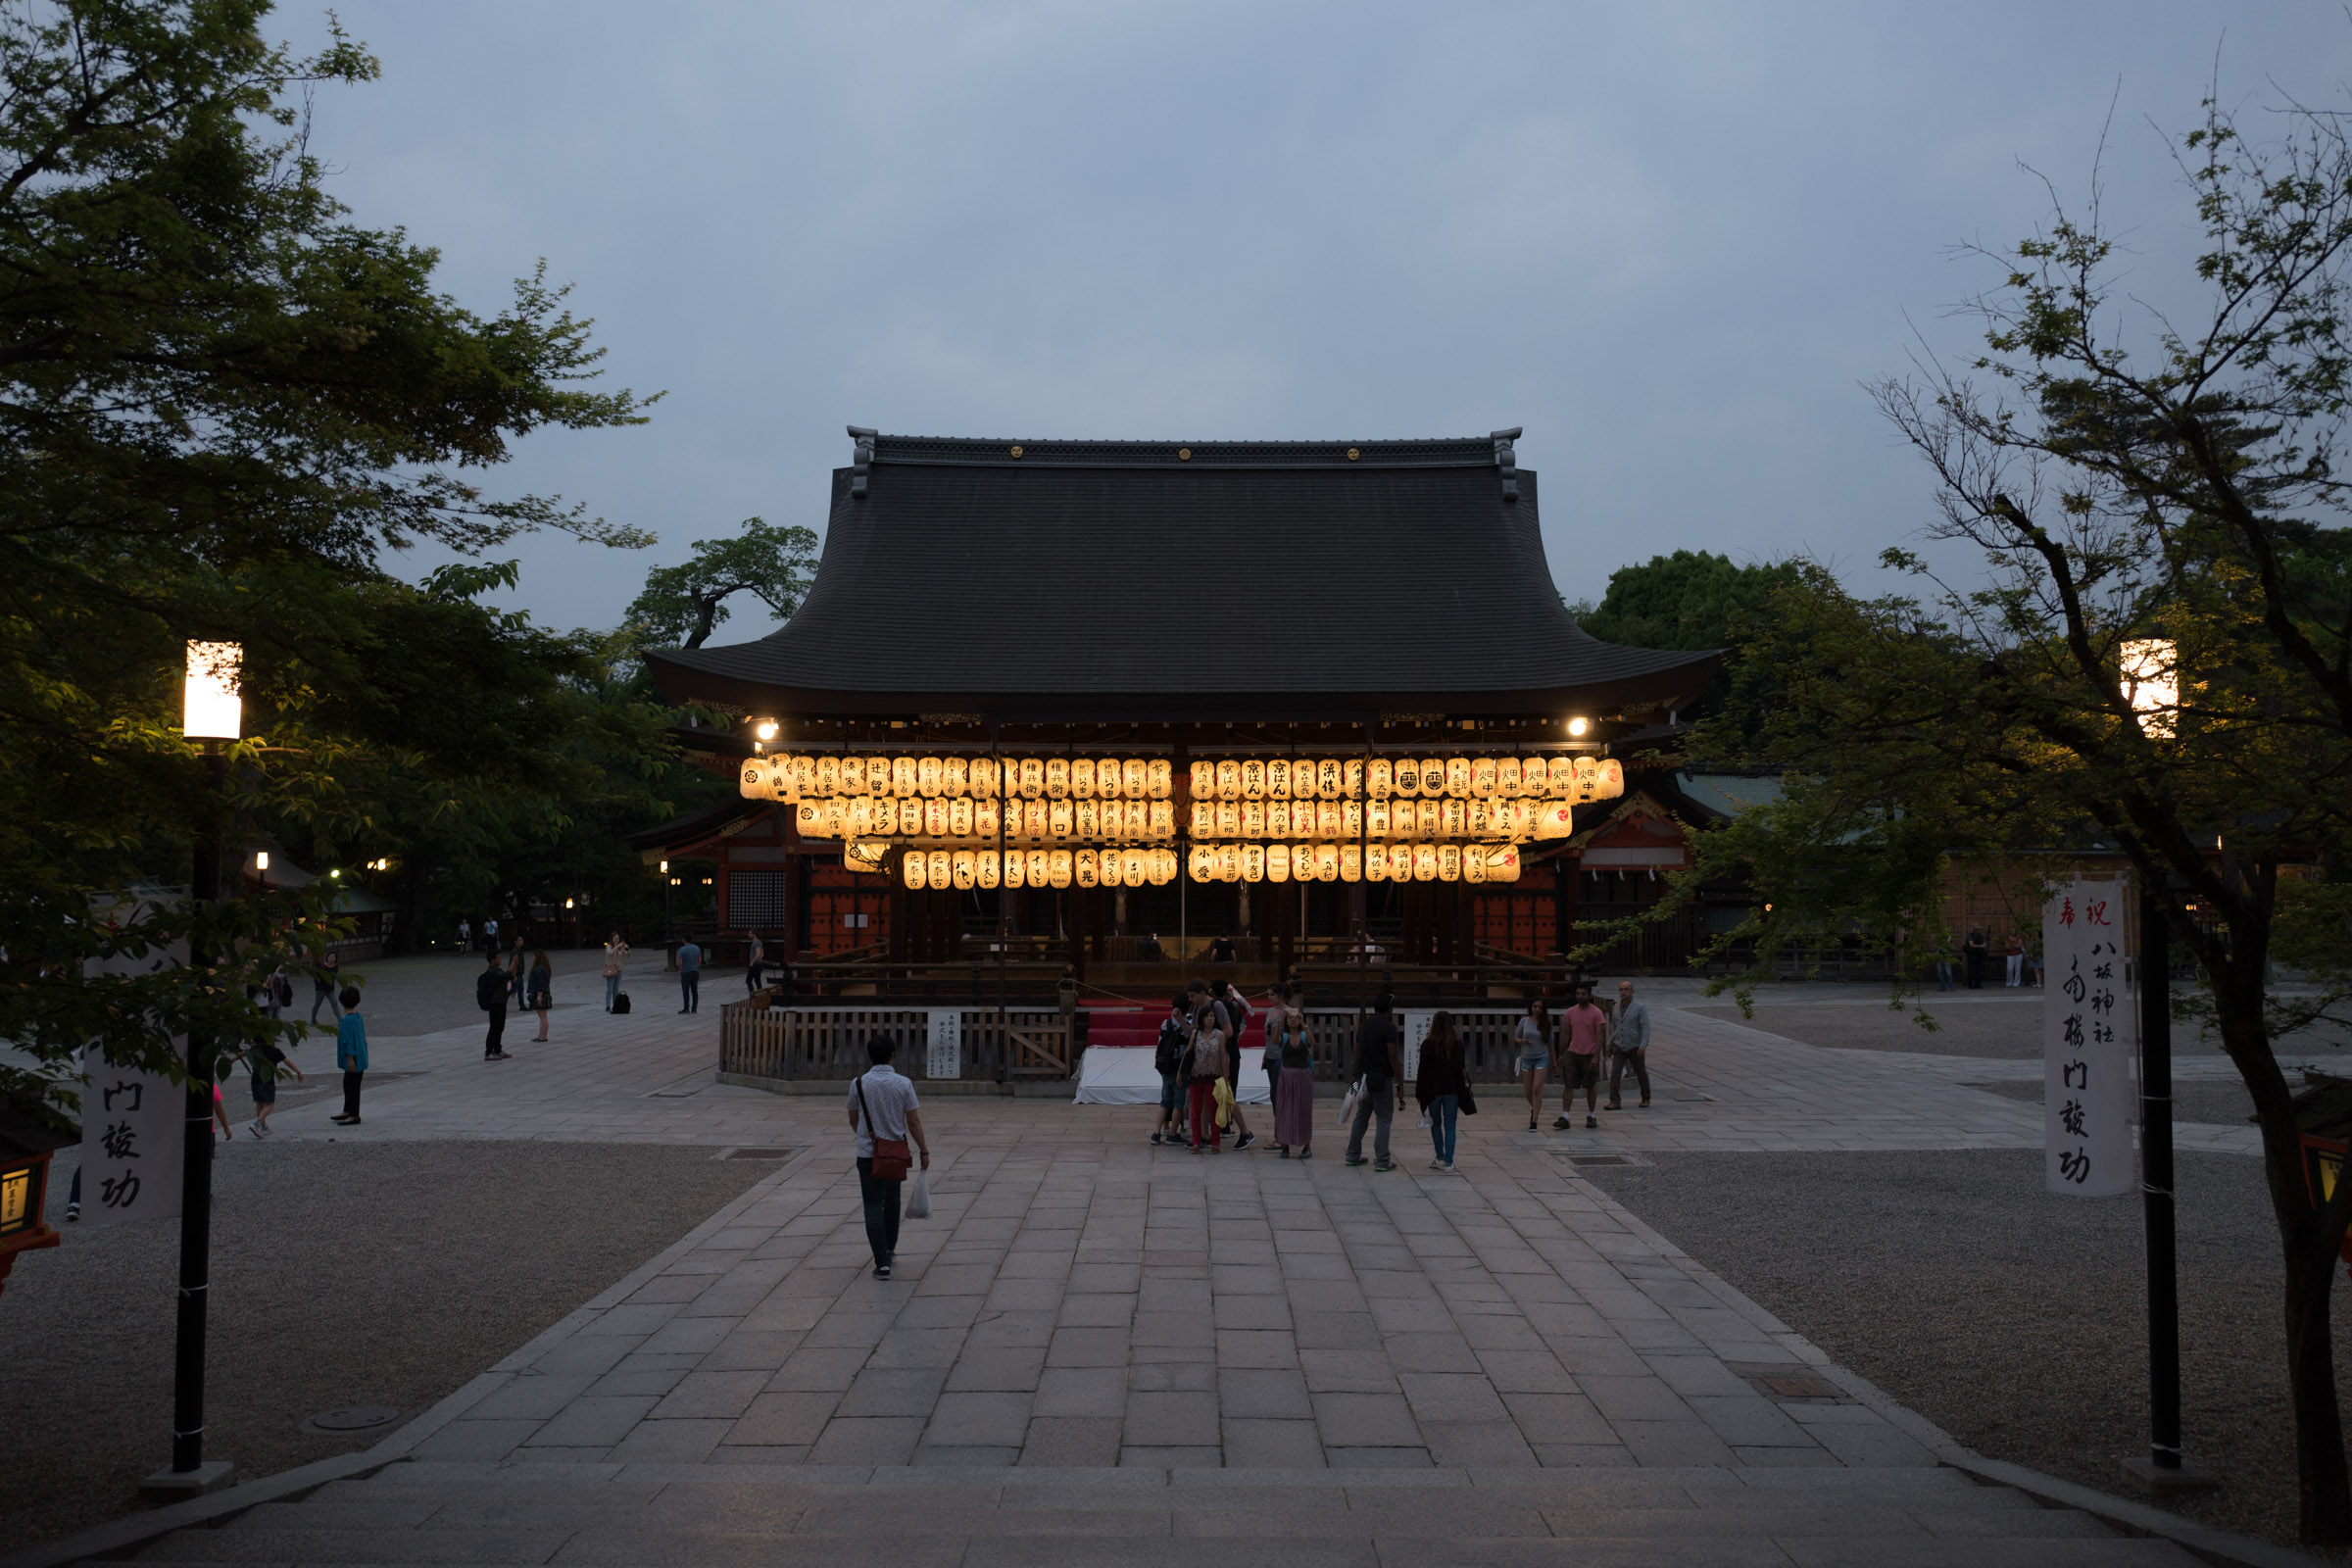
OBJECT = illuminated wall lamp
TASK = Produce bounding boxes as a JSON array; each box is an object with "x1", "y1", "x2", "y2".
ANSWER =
[{"x1": 1565, "y1": 716, "x2": 1591, "y2": 739}]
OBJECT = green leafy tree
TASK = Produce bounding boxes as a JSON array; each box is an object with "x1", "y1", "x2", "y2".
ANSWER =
[
  {"x1": 0, "y1": 1, "x2": 655, "y2": 1115},
  {"x1": 1620, "y1": 90, "x2": 2352, "y2": 1542},
  {"x1": 1578, "y1": 550, "x2": 1800, "y2": 653},
  {"x1": 626, "y1": 516, "x2": 818, "y2": 650}
]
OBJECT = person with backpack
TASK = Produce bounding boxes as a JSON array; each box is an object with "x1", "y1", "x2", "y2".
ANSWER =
[
  {"x1": 1186, "y1": 989, "x2": 1229, "y2": 1152},
  {"x1": 1216, "y1": 978, "x2": 1256, "y2": 1151},
  {"x1": 1271, "y1": 988, "x2": 1317, "y2": 1158},
  {"x1": 1151, "y1": 993, "x2": 1190, "y2": 1145},
  {"x1": 477, "y1": 953, "x2": 513, "y2": 1060}
]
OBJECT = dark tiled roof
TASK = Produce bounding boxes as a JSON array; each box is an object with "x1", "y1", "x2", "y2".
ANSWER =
[{"x1": 647, "y1": 431, "x2": 1718, "y2": 719}]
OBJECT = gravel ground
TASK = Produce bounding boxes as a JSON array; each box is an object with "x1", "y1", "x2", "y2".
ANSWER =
[
  {"x1": 0, "y1": 1142, "x2": 771, "y2": 1553},
  {"x1": 1584, "y1": 1149, "x2": 2352, "y2": 1555},
  {"x1": 1965, "y1": 1077, "x2": 2264, "y2": 1127},
  {"x1": 1685, "y1": 997, "x2": 2349, "y2": 1061}
]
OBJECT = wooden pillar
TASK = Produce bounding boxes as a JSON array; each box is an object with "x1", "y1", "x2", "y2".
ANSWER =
[
  {"x1": 1435, "y1": 883, "x2": 1457, "y2": 965},
  {"x1": 1276, "y1": 883, "x2": 1296, "y2": 981},
  {"x1": 888, "y1": 871, "x2": 909, "y2": 962},
  {"x1": 1070, "y1": 886, "x2": 1090, "y2": 978}
]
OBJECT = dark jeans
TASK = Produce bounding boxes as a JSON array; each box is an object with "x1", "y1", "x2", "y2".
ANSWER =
[
  {"x1": 680, "y1": 970, "x2": 701, "y2": 1011},
  {"x1": 484, "y1": 1004, "x2": 506, "y2": 1057},
  {"x1": 342, "y1": 1068, "x2": 364, "y2": 1118},
  {"x1": 1426, "y1": 1094, "x2": 1458, "y2": 1162},
  {"x1": 1348, "y1": 1079, "x2": 1395, "y2": 1162},
  {"x1": 1609, "y1": 1048, "x2": 1650, "y2": 1104},
  {"x1": 856, "y1": 1155, "x2": 902, "y2": 1266},
  {"x1": 746, "y1": 962, "x2": 763, "y2": 993},
  {"x1": 1267, "y1": 1064, "x2": 1282, "y2": 1124}
]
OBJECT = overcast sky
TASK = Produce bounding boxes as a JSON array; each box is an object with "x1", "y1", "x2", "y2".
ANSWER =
[{"x1": 277, "y1": 2, "x2": 2352, "y2": 641}]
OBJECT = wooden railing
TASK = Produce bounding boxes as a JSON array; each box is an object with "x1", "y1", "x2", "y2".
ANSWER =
[{"x1": 717, "y1": 993, "x2": 1072, "y2": 1083}]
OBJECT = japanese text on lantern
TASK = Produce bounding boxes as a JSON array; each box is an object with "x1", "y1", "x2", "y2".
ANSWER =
[{"x1": 2043, "y1": 881, "x2": 2135, "y2": 1198}]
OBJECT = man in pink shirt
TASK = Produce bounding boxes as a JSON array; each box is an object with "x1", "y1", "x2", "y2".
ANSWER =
[{"x1": 1552, "y1": 982, "x2": 1610, "y2": 1131}]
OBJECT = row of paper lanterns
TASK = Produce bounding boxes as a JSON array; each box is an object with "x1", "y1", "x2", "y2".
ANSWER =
[
  {"x1": 894, "y1": 842, "x2": 1525, "y2": 890},
  {"x1": 1189, "y1": 797, "x2": 1573, "y2": 842},
  {"x1": 742, "y1": 753, "x2": 1622, "y2": 806},
  {"x1": 795, "y1": 796, "x2": 1180, "y2": 842}
]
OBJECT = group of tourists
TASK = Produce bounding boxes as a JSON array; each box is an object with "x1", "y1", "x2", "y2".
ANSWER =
[
  {"x1": 1144, "y1": 977, "x2": 1657, "y2": 1171},
  {"x1": 1937, "y1": 928, "x2": 2038, "y2": 991},
  {"x1": 474, "y1": 945, "x2": 555, "y2": 1059}
]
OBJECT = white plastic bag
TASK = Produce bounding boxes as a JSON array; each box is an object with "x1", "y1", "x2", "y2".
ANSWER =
[
  {"x1": 903, "y1": 1168, "x2": 932, "y2": 1220},
  {"x1": 1336, "y1": 1076, "x2": 1364, "y2": 1129}
]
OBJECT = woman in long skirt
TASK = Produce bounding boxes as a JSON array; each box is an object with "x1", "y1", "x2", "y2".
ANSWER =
[{"x1": 1273, "y1": 1001, "x2": 1317, "y2": 1157}]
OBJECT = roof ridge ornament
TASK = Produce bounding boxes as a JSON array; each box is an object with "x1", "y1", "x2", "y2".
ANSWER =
[
  {"x1": 848, "y1": 425, "x2": 877, "y2": 499},
  {"x1": 1492, "y1": 427, "x2": 1523, "y2": 504}
]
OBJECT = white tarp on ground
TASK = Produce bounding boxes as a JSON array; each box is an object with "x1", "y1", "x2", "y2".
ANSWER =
[{"x1": 1074, "y1": 1048, "x2": 1273, "y2": 1105}]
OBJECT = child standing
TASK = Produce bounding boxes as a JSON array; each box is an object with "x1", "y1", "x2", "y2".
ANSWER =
[{"x1": 331, "y1": 986, "x2": 368, "y2": 1125}]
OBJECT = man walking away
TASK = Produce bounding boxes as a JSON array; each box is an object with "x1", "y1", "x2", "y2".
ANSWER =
[
  {"x1": 477, "y1": 954, "x2": 512, "y2": 1060},
  {"x1": 1553, "y1": 983, "x2": 1607, "y2": 1130},
  {"x1": 1605, "y1": 980, "x2": 1650, "y2": 1110},
  {"x1": 847, "y1": 1033, "x2": 928, "y2": 1278},
  {"x1": 1152, "y1": 992, "x2": 1189, "y2": 1145},
  {"x1": 331, "y1": 987, "x2": 368, "y2": 1125},
  {"x1": 1345, "y1": 994, "x2": 1403, "y2": 1170},
  {"x1": 676, "y1": 938, "x2": 703, "y2": 1013},
  {"x1": 1218, "y1": 978, "x2": 1255, "y2": 1150}
]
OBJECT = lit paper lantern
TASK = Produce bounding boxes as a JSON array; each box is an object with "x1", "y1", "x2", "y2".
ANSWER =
[
  {"x1": 846, "y1": 839, "x2": 889, "y2": 872},
  {"x1": 1391, "y1": 758, "x2": 1419, "y2": 798},
  {"x1": 1149, "y1": 848, "x2": 1176, "y2": 884},
  {"x1": 821, "y1": 799, "x2": 848, "y2": 838},
  {"x1": 1317, "y1": 759, "x2": 1342, "y2": 799},
  {"x1": 1044, "y1": 758, "x2": 1068, "y2": 800},
  {"x1": 1496, "y1": 757, "x2": 1522, "y2": 796},
  {"x1": 893, "y1": 756, "x2": 918, "y2": 797},
  {"x1": 1075, "y1": 800, "x2": 1100, "y2": 840},
  {"x1": 950, "y1": 798, "x2": 974, "y2": 837},
  {"x1": 1547, "y1": 756, "x2": 1575, "y2": 796},
  {"x1": 904, "y1": 851, "x2": 928, "y2": 889},
  {"x1": 1189, "y1": 801, "x2": 1213, "y2": 837},
  {"x1": 816, "y1": 756, "x2": 841, "y2": 796},
  {"x1": 790, "y1": 756, "x2": 817, "y2": 798},
  {"x1": 1441, "y1": 799, "x2": 1466, "y2": 838},
  {"x1": 892, "y1": 798, "x2": 915, "y2": 836},
  {"x1": 1190, "y1": 760, "x2": 1215, "y2": 799},
  {"x1": 1410, "y1": 844, "x2": 1437, "y2": 881},
  {"x1": 1315, "y1": 844, "x2": 1340, "y2": 881},
  {"x1": 953, "y1": 851, "x2": 977, "y2": 890},
  {"x1": 1188, "y1": 845, "x2": 1213, "y2": 882},
  {"x1": 926, "y1": 850, "x2": 950, "y2": 887},
  {"x1": 1442, "y1": 758, "x2": 1467, "y2": 798},
  {"x1": 848, "y1": 797, "x2": 873, "y2": 836},
  {"x1": 1440, "y1": 845, "x2": 1463, "y2": 881},
  {"x1": 1340, "y1": 844, "x2": 1361, "y2": 882},
  {"x1": 1003, "y1": 849, "x2": 1026, "y2": 889},
  {"x1": 1471, "y1": 757, "x2": 1496, "y2": 797},
  {"x1": 1099, "y1": 758, "x2": 1123, "y2": 799},
  {"x1": 866, "y1": 757, "x2": 892, "y2": 795},
  {"x1": 1267, "y1": 758, "x2": 1292, "y2": 799},
  {"x1": 1487, "y1": 845, "x2": 1521, "y2": 883},
  {"x1": 1075, "y1": 849, "x2": 1099, "y2": 888},
  {"x1": 1126, "y1": 801, "x2": 1150, "y2": 838},
  {"x1": 1122, "y1": 849, "x2": 1147, "y2": 886},
  {"x1": 1018, "y1": 758, "x2": 1045, "y2": 799},
  {"x1": 1367, "y1": 800, "x2": 1391, "y2": 838},
  {"x1": 738, "y1": 761, "x2": 764, "y2": 800},
  {"x1": 1572, "y1": 756, "x2": 1599, "y2": 800},
  {"x1": 1463, "y1": 845, "x2": 1490, "y2": 882},
  {"x1": 1265, "y1": 842, "x2": 1289, "y2": 882},
  {"x1": 1343, "y1": 800, "x2": 1362, "y2": 838},
  {"x1": 1050, "y1": 800, "x2": 1074, "y2": 839},
  {"x1": 970, "y1": 757, "x2": 1000, "y2": 799},
  {"x1": 1216, "y1": 759, "x2": 1242, "y2": 801},
  {"x1": 938, "y1": 757, "x2": 964, "y2": 796},
  {"x1": 1505, "y1": 800, "x2": 1533, "y2": 839},
  {"x1": 1213, "y1": 844, "x2": 1240, "y2": 882},
  {"x1": 1242, "y1": 801, "x2": 1266, "y2": 839},
  {"x1": 1149, "y1": 801, "x2": 1174, "y2": 839},
  {"x1": 1268, "y1": 800, "x2": 1291, "y2": 838},
  {"x1": 1344, "y1": 759, "x2": 1364, "y2": 798},
  {"x1": 796, "y1": 802, "x2": 821, "y2": 834},
  {"x1": 1367, "y1": 758, "x2": 1392, "y2": 799},
  {"x1": 978, "y1": 850, "x2": 1002, "y2": 888},
  {"x1": 1028, "y1": 849, "x2": 1051, "y2": 886},
  {"x1": 1242, "y1": 843, "x2": 1265, "y2": 882},
  {"x1": 1072, "y1": 758, "x2": 1097, "y2": 799},
  {"x1": 1466, "y1": 799, "x2": 1491, "y2": 837},
  {"x1": 1595, "y1": 759, "x2": 1625, "y2": 800},
  {"x1": 1242, "y1": 759, "x2": 1265, "y2": 799},
  {"x1": 1307, "y1": 802, "x2": 1332, "y2": 838},
  {"x1": 1025, "y1": 799, "x2": 1050, "y2": 838},
  {"x1": 1534, "y1": 802, "x2": 1574, "y2": 839},
  {"x1": 1126, "y1": 759, "x2": 1150, "y2": 799},
  {"x1": 1216, "y1": 802, "x2": 1240, "y2": 839},
  {"x1": 1149, "y1": 759, "x2": 1173, "y2": 799},
  {"x1": 923, "y1": 798, "x2": 948, "y2": 836},
  {"x1": 1363, "y1": 844, "x2": 1389, "y2": 881}
]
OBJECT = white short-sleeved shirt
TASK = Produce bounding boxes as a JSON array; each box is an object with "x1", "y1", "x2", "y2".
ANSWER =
[{"x1": 847, "y1": 1064, "x2": 921, "y2": 1158}]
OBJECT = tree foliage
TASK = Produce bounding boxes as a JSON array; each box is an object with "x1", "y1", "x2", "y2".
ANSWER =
[
  {"x1": 1631, "y1": 88, "x2": 2352, "y2": 1541},
  {"x1": 0, "y1": 0, "x2": 659, "y2": 1117},
  {"x1": 625, "y1": 516, "x2": 818, "y2": 651}
]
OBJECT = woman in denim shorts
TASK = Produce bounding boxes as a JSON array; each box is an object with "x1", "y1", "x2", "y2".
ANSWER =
[{"x1": 1514, "y1": 999, "x2": 1552, "y2": 1131}]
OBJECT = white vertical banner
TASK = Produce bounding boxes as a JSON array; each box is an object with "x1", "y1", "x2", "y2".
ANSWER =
[
  {"x1": 78, "y1": 1054, "x2": 184, "y2": 1225},
  {"x1": 926, "y1": 1009, "x2": 962, "y2": 1081},
  {"x1": 1399, "y1": 1011, "x2": 1434, "y2": 1082},
  {"x1": 2044, "y1": 880, "x2": 2135, "y2": 1197}
]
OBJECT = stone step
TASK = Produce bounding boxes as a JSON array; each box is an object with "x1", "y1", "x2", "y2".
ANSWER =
[{"x1": 102, "y1": 1463, "x2": 2204, "y2": 1568}]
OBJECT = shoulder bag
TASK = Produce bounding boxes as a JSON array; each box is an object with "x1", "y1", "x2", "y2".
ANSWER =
[{"x1": 857, "y1": 1077, "x2": 912, "y2": 1181}]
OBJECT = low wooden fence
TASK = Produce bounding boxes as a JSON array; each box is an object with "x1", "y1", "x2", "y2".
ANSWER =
[{"x1": 718, "y1": 996, "x2": 1072, "y2": 1085}]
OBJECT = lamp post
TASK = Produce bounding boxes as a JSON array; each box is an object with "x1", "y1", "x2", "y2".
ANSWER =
[
  {"x1": 660, "y1": 860, "x2": 672, "y2": 942},
  {"x1": 148, "y1": 642, "x2": 238, "y2": 1497}
]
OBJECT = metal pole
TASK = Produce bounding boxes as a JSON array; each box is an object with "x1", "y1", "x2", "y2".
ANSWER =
[
  {"x1": 2138, "y1": 884, "x2": 2182, "y2": 1472},
  {"x1": 173, "y1": 749, "x2": 224, "y2": 1474}
]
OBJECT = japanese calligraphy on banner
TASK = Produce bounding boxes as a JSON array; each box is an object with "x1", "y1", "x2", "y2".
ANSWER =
[
  {"x1": 926, "y1": 1010, "x2": 962, "y2": 1081},
  {"x1": 2044, "y1": 880, "x2": 2135, "y2": 1197},
  {"x1": 78, "y1": 1054, "x2": 183, "y2": 1226},
  {"x1": 1398, "y1": 1011, "x2": 1434, "y2": 1081}
]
